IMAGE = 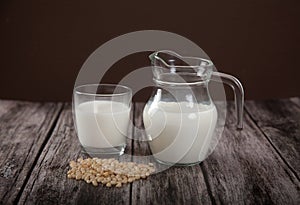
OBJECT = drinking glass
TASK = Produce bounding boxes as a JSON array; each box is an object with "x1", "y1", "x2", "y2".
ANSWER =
[{"x1": 73, "y1": 84, "x2": 132, "y2": 157}]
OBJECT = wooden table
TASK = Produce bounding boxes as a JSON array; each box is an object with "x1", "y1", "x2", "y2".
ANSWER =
[{"x1": 0, "y1": 98, "x2": 299, "y2": 205}]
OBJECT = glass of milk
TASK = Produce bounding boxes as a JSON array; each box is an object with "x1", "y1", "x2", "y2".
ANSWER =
[{"x1": 73, "y1": 84, "x2": 132, "y2": 157}]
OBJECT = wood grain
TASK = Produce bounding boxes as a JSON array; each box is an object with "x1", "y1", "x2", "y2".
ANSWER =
[
  {"x1": 290, "y1": 97, "x2": 300, "y2": 108},
  {"x1": 131, "y1": 103, "x2": 212, "y2": 205},
  {"x1": 201, "y1": 102, "x2": 300, "y2": 204},
  {"x1": 18, "y1": 104, "x2": 132, "y2": 205},
  {"x1": 0, "y1": 101, "x2": 63, "y2": 204},
  {"x1": 245, "y1": 98, "x2": 300, "y2": 178},
  {"x1": 0, "y1": 100, "x2": 18, "y2": 117}
]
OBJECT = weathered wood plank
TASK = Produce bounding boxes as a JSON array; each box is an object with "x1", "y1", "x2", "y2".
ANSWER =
[
  {"x1": 245, "y1": 98, "x2": 300, "y2": 178},
  {"x1": 18, "y1": 104, "x2": 132, "y2": 205},
  {"x1": 0, "y1": 100, "x2": 63, "y2": 204},
  {"x1": 290, "y1": 97, "x2": 300, "y2": 108},
  {"x1": 202, "y1": 102, "x2": 300, "y2": 204},
  {"x1": 0, "y1": 100, "x2": 18, "y2": 116},
  {"x1": 131, "y1": 103, "x2": 212, "y2": 205}
]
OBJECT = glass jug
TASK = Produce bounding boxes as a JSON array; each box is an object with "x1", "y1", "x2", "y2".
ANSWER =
[{"x1": 143, "y1": 50, "x2": 244, "y2": 166}]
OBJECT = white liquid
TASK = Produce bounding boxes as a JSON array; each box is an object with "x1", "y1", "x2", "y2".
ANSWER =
[
  {"x1": 143, "y1": 101, "x2": 217, "y2": 164},
  {"x1": 75, "y1": 101, "x2": 130, "y2": 148}
]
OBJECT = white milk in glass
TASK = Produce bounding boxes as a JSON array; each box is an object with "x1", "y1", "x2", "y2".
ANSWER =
[
  {"x1": 75, "y1": 101, "x2": 130, "y2": 149},
  {"x1": 143, "y1": 101, "x2": 217, "y2": 164}
]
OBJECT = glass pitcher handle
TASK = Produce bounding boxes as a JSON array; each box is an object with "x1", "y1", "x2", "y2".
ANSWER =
[{"x1": 211, "y1": 72, "x2": 244, "y2": 129}]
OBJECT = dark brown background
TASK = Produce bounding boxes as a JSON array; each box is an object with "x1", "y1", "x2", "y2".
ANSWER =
[{"x1": 0, "y1": 0, "x2": 299, "y2": 102}]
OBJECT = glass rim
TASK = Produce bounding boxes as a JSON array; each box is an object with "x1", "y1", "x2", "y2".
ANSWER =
[
  {"x1": 149, "y1": 50, "x2": 214, "y2": 68},
  {"x1": 74, "y1": 84, "x2": 132, "y2": 97}
]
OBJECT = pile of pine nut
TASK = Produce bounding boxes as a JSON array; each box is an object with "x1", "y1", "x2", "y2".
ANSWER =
[{"x1": 67, "y1": 157, "x2": 155, "y2": 188}]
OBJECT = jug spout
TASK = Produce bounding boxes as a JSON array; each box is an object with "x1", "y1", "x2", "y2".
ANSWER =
[{"x1": 149, "y1": 50, "x2": 214, "y2": 84}]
